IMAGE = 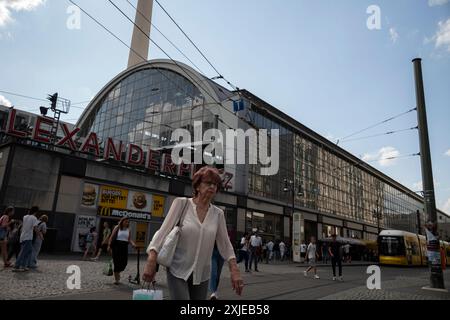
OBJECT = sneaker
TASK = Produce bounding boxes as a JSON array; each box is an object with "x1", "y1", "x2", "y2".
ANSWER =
[
  {"x1": 303, "y1": 271, "x2": 307, "y2": 277},
  {"x1": 314, "y1": 275, "x2": 320, "y2": 279},
  {"x1": 255, "y1": 269, "x2": 259, "y2": 272},
  {"x1": 332, "y1": 276, "x2": 336, "y2": 281},
  {"x1": 91, "y1": 257, "x2": 99, "y2": 262},
  {"x1": 245, "y1": 269, "x2": 250, "y2": 273},
  {"x1": 339, "y1": 276, "x2": 343, "y2": 282},
  {"x1": 210, "y1": 293, "x2": 218, "y2": 300}
]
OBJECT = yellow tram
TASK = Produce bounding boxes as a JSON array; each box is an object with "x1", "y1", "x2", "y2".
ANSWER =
[{"x1": 378, "y1": 229, "x2": 450, "y2": 267}]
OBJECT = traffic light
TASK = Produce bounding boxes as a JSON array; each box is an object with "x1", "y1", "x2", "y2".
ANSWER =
[{"x1": 47, "y1": 93, "x2": 58, "y2": 110}]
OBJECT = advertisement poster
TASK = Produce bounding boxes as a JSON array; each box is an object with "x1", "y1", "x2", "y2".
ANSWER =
[
  {"x1": 135, "y1": 223, "x2": 148, "y2": 249},
  {"x1": 73, "y1": 215, "x2": 97, "y2": 252},
  {"x1": 127, "y1": 190, "x2": 153, "y2": 212},
  {"x1": 292, "y1": 212, "x2": 301, "y2": 263},
  {"x1": 99, "y1": 186, "x2": 128, "y2": 209},
  {"x1": 152, "y1": 195, "x2": 165, "y2": 217},
  {"x1": 80, "y1": 183, "x2": 99, "y2": 208}
]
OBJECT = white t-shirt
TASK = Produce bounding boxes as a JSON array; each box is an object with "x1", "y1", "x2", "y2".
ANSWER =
[
  {"x1": 307, "y1": 243, "x2": 317, "y2": 259},
  {"x1": 240, "y1": 237, "x2": 249, "y2": 251},
  {"x1": 20, "y1": 214, "x2": 39, "y2": 243},
  {"x1": 279, "y1": 242, "x2": 286, "y2": 252},
  {"x1": 300, "y1": 244, "x2": 307, "y2": 253},
  {"x1": 267, "y1": 241, "x2": 274, "y2": 251},
  {"x1": 250, "y1": 235, "x2": 262, "y2": 247}
]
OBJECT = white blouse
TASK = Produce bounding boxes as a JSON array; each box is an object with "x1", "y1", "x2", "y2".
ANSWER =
[{"x1": 148, "y1": 197, "x2": 236, "y2": 285}]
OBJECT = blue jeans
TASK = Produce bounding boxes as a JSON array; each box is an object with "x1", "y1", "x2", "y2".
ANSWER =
[
  {"x1": 209, "y1": 247, "x2": 225, "y2": 294},
  {"x1": 15, "y1": 240, "x2": 33, "y2": 268},
  {"x1": 30, "y1": 239, "x2": 43, "y2": 268}
]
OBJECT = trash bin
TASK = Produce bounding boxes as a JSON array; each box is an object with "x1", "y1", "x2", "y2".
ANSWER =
[{"x1": 41, "y1": 228, "x2": 58, "y2": 253}]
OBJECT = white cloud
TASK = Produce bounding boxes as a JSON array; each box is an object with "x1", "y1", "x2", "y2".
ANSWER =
[
  {"x1": 412, "y1": 181, "x2": 423, "y2": 191},
  {"x1": 428, "y1": 0, "x2": 449, "y2": 6},
  {"x1": 362, "y1": 146, "x2": 400, "y2": 167},
  {"x1": 0, "y1": 95, "x2": 12, "y2": 107},
  {"x1": 443, "y1": 197, "x2": 450, "y2": 215},
  {"x1": 426, "y1": 19, "x2": 450, "y2": 53},
  {"x1": 0, "y1": 0, "x2": 45, "y2": 27},
  {"x1": 389, "y1": 27, "x2": 399, "y2": 43}
]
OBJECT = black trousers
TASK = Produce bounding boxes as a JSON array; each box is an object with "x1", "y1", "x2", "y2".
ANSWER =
[{"x1": 331, "y1": 256, "x2": 342, "y2": 277}]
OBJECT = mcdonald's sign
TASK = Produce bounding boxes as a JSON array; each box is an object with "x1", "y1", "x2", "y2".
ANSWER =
[{"x1": 97, "y1": 206, "x2": 151, "y2": 222}]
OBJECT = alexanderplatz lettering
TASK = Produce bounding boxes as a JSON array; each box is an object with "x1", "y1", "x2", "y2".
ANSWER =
[{"x1": 3, "y1": 109, "x2": 197, "y2": 178}]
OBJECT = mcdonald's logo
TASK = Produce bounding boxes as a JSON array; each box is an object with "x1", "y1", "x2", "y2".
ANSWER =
[{"x1": 98, "y1": 206, "x2": 112, "y2": 217}]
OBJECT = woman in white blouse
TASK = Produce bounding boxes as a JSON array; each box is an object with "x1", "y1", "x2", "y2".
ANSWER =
[{"x1": 143, "y1": 166, "x2": 244, "y2": 299}]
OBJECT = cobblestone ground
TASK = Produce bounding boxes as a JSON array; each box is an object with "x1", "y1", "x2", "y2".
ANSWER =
[
  {"x1": 0, "y1": 254, "x2": 153, "y2": 300},
  {"x1": 321, "y1": 270, "x2": 450, "y2": 300}
]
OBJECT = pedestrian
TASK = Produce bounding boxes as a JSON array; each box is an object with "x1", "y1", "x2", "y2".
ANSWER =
[
  {"x1": 143, "y1": 166, "x2": 244, "y2": 300},
  {"x1": 237, "y1": 232, "x2": 250, "y2": 272},
  {"x1": 249, "y1": 231, "x2": 262, "y2": 272},
  {"x1": 344, "y1": 242, "x2": 351, "y2": 263},
  {"x1": 209, "y1": 244, "x2": 225, "y2": 300},
  {"x1": 0, "y1": 206, "x2": 15, "y2": 268},
  {"x1": 300, "y1": 242, "x2": 307, "y2": 263},
  {"x1": 279, "y1": 240, "x2": 286, "y2": 261},
  {"x1": 12, "y1": 206, "x2": 40, "y2": 272},
  {"x1": 83, "y1": 227, "x2": 98, "y2": 260},
  {"x1": 108, "y1": 218, "x2": 136, "y2": 285},
  {"x1": 328, "y1": 234, "x2": 343, "y2": 281},
  {"x1": 304, "y1": 236, "x2": 319, "y2": 279},
  {"x1": 29, "y1": 214, "x2": 48, "y2": 269},
  {"x1": 321, "y1": 242, "x2": 329, "y2": 264},
  {"x1": 92, "y1": 222, "x2": 111, "y2": 261},
  {"x1": 7, "y1": 220, "x2": 21, "y2": 265},
  {"x1": 266, "y1": 240, "x2": 274, "y2": 263}
]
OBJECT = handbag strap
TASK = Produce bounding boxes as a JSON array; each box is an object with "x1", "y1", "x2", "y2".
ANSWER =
[{"x1": 176, "y1": 198, "x2": 189, "y2": 229}]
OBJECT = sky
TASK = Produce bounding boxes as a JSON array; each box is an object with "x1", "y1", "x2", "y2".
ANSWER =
[{"x1": 0, "y1": 0, "x2": 449, "y2": 213}]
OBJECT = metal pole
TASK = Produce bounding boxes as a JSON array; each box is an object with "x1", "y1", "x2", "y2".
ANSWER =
[{"x1": 412, "y1": 58, "x2": 445, "y2": 289}]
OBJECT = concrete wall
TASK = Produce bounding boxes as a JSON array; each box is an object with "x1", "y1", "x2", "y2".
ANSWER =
[{"x1": 3, "y1": 146, "x2": 59, "y2": 210}]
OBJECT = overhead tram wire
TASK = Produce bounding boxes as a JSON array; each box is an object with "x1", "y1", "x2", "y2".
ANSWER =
[
  {"x1": 336, "y1": 107, "x2": 417, "y2": 145},
  {"x1": 0, "y1": 90, "x2": 48, "y2": 102},
  {"x1": 339, "y1": 126, "x2": 419, "y2": 144},
  {"x1": 125, "y1": 0, "x2": 205, "y2": 76},
  {"x1": 154, "y1": 0, "x2": 239, "y2": 92}
]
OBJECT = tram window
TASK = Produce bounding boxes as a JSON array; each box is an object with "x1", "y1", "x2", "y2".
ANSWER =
[{"x1": 379, "y1": 236, "x2": 405, "y2": 256}]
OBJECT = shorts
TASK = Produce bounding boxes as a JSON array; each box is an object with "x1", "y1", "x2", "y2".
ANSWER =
[
  {"x1": 308, "y1": 258, "x2": 316, "y2": 267},
  {"x1": 0, "y1": 227, "x2": 7, "y2": 241}
]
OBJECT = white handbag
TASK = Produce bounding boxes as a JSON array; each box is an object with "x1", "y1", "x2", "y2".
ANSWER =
[{"x1": 148, "y1": 198, "x2": 189, "y2": 268}]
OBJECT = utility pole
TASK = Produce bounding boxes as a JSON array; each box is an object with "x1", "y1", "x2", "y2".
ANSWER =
[{"x1": 412, "y1": 58, "x2": 445, "y2": 290}]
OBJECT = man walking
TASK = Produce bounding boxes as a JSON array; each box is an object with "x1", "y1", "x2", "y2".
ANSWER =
[
  {"x1": 328, "y1": 234, "x2": 343, "y2": 281},
  {"x1": 13, "y1": 206, "x2": 40, "y2": 272},
  {"x1": 300, "y1": 242, "x2": 307, "y2": 263},
  {"x1": 304, "y1": 236, "x2": 319, "y2": 279},
  {"x1": 279, "y1": 240, "x2": 286, "y2": 261},
  {"x1": 249, "y1": 231, "x2": 262, "y2": 272},
  {"x1": 266, "y1": 240, "x2": 274, "y2": 263}
]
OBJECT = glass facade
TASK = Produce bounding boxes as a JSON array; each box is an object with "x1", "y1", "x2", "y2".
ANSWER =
[
  {"x1": 79, "y1": 68, "x2": 215, "y2": 149},
  {"x1": 246, "y1": 106, "x2": 425, "y2": 234}
]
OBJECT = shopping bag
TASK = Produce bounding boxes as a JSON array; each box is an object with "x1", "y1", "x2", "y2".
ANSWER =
[
  {"x1": 132, "y1": 281, "x2": 163, "y2": 300},
  {"x1": 103, "y1": 259, "x2": 113, "y2": 276},
  {"x1": 132, "y1": 289, "x2": 163, "y2": 300}
]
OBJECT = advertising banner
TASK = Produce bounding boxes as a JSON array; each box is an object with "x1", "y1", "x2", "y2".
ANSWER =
[
  {"x1": 135, "y1": 222, "x2": 148, "y2": 249},
  {"x1": 152, "y1": 195, "x2": 165, "y2": 217},
  {"x1": 73, "y1": 215, "x2": 97, "y2": 252},
  {"x1": 80, "y1": 183, "x2": 99, "y2": 208},
  {"x1": 99, "y1": 186, "x2": 128, "y2": 209},
  {"x1": 127, "y1": 190, "x2": 153, "y2": 212},
  {"x1": 292, "y1": 212, "x2": 301, "y2": 263}
]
